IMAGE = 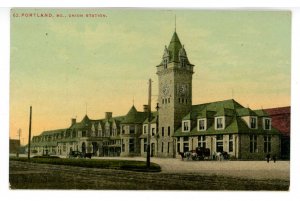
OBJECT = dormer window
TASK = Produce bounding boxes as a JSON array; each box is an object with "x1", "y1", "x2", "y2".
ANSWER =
[
  {"x1": 182, "y1": 120, "x2": 190, "y2": 132},
  {"x1": 215, "y1": 117, "x2": 225, "y2": 130},
  {"x1": 143, "y1": 125, "x2": 147, "y2": 134},
  {"x1": 250, "y1": 117, "x2": 258, "y2": 129},
  {"x1": 198, "y1": 118, "x2": 206, "y2": 131},
  {"x1": 263, "y1": 118, "x2": 271, "y2": 130}
]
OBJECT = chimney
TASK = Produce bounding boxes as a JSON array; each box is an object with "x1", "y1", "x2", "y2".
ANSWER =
[
  {"x1": 105, "y1": 112, "x2": 112, "y2": 119},
  {"x1": 71, "y1": 118, "x2": 76, "y2": 125},
  {"x1": 143, "y1": 105, "x2": 149, "y2": 112}
]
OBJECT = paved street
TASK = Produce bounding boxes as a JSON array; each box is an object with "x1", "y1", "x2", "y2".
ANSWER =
[
  {"x1": 9, "y1": 157, "x2": 289, "y2": 190},
  {"x1": 101, "y1": 157, "x2": 289, "y2": 180}
]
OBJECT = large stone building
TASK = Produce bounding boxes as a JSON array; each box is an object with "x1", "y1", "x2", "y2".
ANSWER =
[{"x1": 31, "y1": 31, "x2": 283, "y2": 160}]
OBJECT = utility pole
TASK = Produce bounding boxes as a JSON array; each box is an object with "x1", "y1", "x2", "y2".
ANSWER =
[
  {"x1": 17, "y1": 129, "x2": 21, "y2": 157},
  {"x1": 27, "y1": 106, "x2": 32, "y2": 160},
  {"x1": 146, "y1": 79, "x2": 152, "y2": 168}
]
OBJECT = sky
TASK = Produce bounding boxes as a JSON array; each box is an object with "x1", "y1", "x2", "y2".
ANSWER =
[{"x1": 9, "y1": 9, "x2": 291, "y2": 144}]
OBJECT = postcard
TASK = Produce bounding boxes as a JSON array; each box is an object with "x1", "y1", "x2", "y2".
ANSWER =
[{"x1": 9, "y1": 8, "x2": 291, "y2": 190}]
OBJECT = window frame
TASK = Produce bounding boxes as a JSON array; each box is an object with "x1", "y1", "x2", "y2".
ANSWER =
[
  {"x1": 215, "y1": 117, "x2": 225, "y2": 130},
  {"x1": 250, "y1": 116, "x2": 258, "y2": 129},
  {"x1": 182, "y1": 120, "x2": 191, "y2": 132},
  {"x1": 263, "y1": 118, "x2": 272, "y2": 130},
  {"x1": 198, "y1": 135, "x2": 206, "y2": 148},
  {"x1": 249, "y1": 134, "x2": 258, "y2": 153},
  {"x1": 264, "y1": 135, "x2": 272, "y2": 153},
  {"x1": 198, "y1": 118, "x2": 207, "y2": 131}
]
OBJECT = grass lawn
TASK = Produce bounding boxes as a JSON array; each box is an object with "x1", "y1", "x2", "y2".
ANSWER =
[{"x1": 9, "y1": 157, "x2": 161, "y2": 172}]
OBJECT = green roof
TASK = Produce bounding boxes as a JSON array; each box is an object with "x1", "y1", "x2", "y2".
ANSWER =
[
  {"x1": 143, "y1": 111, "x2": 158, "y2": 124},
  {"x1": 183, "y1": 99, "x2": 244, "y2": 120},
  {"x1": 175, "y1": 115, "x2": 281, "y2": 137},
  {"x1": 121, "y1": 105, "x2": 148, "y2": 124},
  {"x1": 175, "y1": 99, "x2": 281, "y2": 137},
  {"x1": 236, "y1": 108, "x2": 257, "y2": 117},
  {"x1": 39, "y1": 128, "x2": 66, "y2": 136},
  {"x1": 253, "y1": 109, "x2": 269, "y2": 117}
]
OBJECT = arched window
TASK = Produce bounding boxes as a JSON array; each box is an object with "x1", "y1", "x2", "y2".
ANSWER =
[
  {"x1": 163, "y1": 58, "x2": 168, "y2": 69},
  {"x1": 181, "y1": 58, "x2": 186, "y2": 68}
]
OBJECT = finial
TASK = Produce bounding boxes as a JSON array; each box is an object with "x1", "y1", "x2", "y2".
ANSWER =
[
  {"x1": 175, "y1": 14, "x2": 177, "y2": 32},
  {"x1": 133, "y1": 96, "x2": 135, "y2": 106},
  {"x1": 85, "y1": 102, "x2": 87, "y2": 115}
]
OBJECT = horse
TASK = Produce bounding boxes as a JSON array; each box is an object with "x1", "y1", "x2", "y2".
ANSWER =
[
  {"x1": 83, "y1": 153, "x2": 93, "y2": 159},
  {"x1": 178, "y1": 151, "x2": 193, "y2": 160}
]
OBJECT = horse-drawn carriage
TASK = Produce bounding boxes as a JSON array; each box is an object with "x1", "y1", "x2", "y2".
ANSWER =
[
  {"x1": 68, "y1": 151, "x2": 93, "y2": 159},
  {"x1": 179, "y1": 147, "x2": 210, "y2": 161},
  {"x1": 179, "y1": 147, "x2": 229, "y2": 161}
]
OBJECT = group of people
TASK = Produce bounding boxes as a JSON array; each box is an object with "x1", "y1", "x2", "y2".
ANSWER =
[{"x1": 266, "y1": 153, "x2": 276, "y2": 163}]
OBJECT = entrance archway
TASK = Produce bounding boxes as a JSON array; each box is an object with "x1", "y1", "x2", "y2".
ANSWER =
[{"x1": 92, "y1": 142, "x2": 98, "y2": 155}]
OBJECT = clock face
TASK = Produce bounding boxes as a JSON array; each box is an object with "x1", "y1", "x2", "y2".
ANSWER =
[{"x1": 162, "y1": 85, "x2": 169, "y2": 95}]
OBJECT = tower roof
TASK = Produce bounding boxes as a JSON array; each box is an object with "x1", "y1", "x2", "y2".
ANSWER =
[{"x1": 167, "y1": 32, "x2": 183, "y2": 62}]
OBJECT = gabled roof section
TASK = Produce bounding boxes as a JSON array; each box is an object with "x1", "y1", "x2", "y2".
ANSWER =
[
  {"x1": 236, "y1": 108, "x2": 257, "y2": 117},
  {"x1": 143, "y1": 111, "x2": 158, "y2": 124},
  {"x1": 253, "y1": 109, "x2": 269, "y2": 117},
  {"x1": 214, "y1": 108, "x2": 235, "y2": 117},
  {"x1": 121, "y1": 105, "x2": 148, "y2": 124},
  {"x1": 197, "y1": 109, "x2": 215, "y2": 119}
]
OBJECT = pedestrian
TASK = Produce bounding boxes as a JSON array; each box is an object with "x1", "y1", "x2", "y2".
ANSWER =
[
  {"x1": 272, "y1": 154, "x2": 277, "y2": 163},
  {"x1": 266, "y1": 153, "x2": 271, "y2": 163}
]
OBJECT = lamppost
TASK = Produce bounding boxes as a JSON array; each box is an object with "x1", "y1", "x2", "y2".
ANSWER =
[
  {"x1": 146, "y1": 79, "x2": 152, "y2": 168},
  {"x1": 155, "y1": 103, "x2": 160, "y2": 156}
]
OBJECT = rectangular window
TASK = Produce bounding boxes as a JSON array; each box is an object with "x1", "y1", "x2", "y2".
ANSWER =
[
  {"x1": 130, "y1": 126, "x2": 135, "y2": 134},
  {"x1": 168, "y1": 142, "x2": 170, "y2": 153},
  {"x1": 144, "y1": 138, "x2": 147, "y2": 153},
  {"x1": 177, "y1": 141, "x2": 180, "y2": 153},
  {"x1": 198, "y1": 119, "x2": 206, "y2": 130},
  {"x1": 161, "y1": 142, "x2": 164, "y2": 153},
  {"x1": 183, "y1": 121, "x2": 189, "y2": 131},
  {"x1": 183, "y1": 142, "x2": 189, "y2": 152},
  {"x1": 198, "y1": 136, "x2": 206, "y2": 148},
  {"x1": 183, "y1": 136, "x2": 189, "y2": 152},
  {"x1": 264, "y1": 119, "x2": 271, "y2": 130},
  {"x1": 216, "y1": 118, "x2": 224, "y2": 129},
  {"x1": 250, "y1": 117, "x2": 257, "y2": 129},
  {"x1": 249, "y1": 135, "x2": 257, "y2": 153},
  {"x1": 143, "y1": 125, "x2": 147, "y2": 134},
  {"x1": 162, "y1": 127, "x2": 165, "y2": 136},
  {"x1": 152, "y1": 127, "x2": 155, "y2": 136},
  {"x1": 129, "y1": 139, "x2": 134, "y2": 153},
  {"x1": 168, "y1": 126, "x2": 170, "y2": 136},
  {"x1": 216, "y1": 135, "x2": 223, "y2": 152},
  {"x1": 229, "y1": 134, "x2": 234, "y2": 152},
  {"x1": 264, "y1": 135, "x2": 271, "y2": 153}
]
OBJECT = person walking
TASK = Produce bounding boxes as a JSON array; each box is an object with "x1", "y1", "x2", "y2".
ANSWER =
[{"x1": 266, "y1": 153, "x2": 271, "y2": 163}]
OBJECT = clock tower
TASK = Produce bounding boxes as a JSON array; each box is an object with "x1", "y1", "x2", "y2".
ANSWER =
[{"x1": 156, "y1": 31, "x2": 194, "y2": 157}]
